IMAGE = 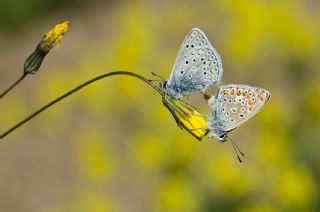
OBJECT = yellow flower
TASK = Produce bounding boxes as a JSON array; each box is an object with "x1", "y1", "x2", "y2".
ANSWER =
[
  {"x1": 161, "y1": 91, "x2": 208, "y2": 140},
  {"x1": 39, "y1": 21, "x2": 69, "y2": 51},
  {"x1": 24, "y1": 21, "x2": 69, "y2": 74}
]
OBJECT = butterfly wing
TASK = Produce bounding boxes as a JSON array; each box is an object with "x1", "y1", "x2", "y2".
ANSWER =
[
  {"x1": 209, "y1": 84, "x2": 271, "y2": 132},
  {"x1": 166, "y1": 28, "x2": 223, "y2": 97}
]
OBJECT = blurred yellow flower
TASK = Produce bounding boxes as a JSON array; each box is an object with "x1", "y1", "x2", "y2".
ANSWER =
[
  {"x1": 40, "y1": 21, "x2": 69, "y2": 51},
  {"x1": 24, "y1": 21, "x2": 69, "y2": 74},
  {"x1": 160, "y1": 91, "x2": 208, "y2": 140}
]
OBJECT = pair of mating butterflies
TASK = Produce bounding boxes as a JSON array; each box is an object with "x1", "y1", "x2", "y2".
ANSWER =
[{"x1": 162, "y1": 28, "x2": 271, "y2": 144}]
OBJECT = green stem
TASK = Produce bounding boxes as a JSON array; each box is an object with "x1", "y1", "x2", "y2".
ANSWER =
[
  {"x1": 0, "y1": 71, "x2": 162, "y2": 139},
  {"x1": 0, "y1": 73, "x2": 28, "y2": 99}
]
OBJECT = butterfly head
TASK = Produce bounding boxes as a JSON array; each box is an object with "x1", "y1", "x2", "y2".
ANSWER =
[
  {"x1": 160, "y1": 81, "x2": 182, "y2": 99},
  {"x1": 207, "y1": 130, "x2": 228, "y2": 142},
  {"x1": 161, "y1": 81, "x2": 168, "y2": 90}
]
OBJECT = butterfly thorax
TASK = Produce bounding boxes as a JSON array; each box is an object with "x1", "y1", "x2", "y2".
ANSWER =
[{"x1": 206, "y1": 115, "x2": 228, "y2": 142}]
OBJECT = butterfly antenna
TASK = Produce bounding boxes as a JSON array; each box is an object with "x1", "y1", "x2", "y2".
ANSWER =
[
  {"x1": 228, "y1": 136, "x2": 245, "y2": 163},
  {"x1": 186, "y1": 94, "x2": 193, "y2": 110},
  {"x1": 151, "y1": 72, "x2": 165, "y2": 81}
]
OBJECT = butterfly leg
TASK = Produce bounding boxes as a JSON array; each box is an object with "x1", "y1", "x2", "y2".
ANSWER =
[
  {"x1": 189, "y1": 127, "x2": 207, "y2": 131},
  {"x1": 185, "y1": 94, "x2": 208, "y2": 117},
  {"x1": 190, "y1": 113, "x2": 208, "y2": 118},
  {"x1": 186, "y1": 95, "x2": 207, "y2": 117},
  {"x1": 187, "y1": 94, "x2": 193, "y2": 110},
  {"x1": 185, "y1": 107, "x2": 208, "y2": 118}
]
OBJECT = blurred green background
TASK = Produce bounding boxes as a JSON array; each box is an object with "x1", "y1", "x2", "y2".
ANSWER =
[{"x1": 0, "y1": 0, "x2": 320, "y2": 211}]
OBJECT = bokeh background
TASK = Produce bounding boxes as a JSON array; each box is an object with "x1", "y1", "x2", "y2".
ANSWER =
[{"x1": 0, "y1": 0, "x2": 319, "y2": 211}]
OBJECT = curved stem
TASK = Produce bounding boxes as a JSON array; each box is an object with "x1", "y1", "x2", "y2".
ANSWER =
[
  {"x1": 0, "y1": 73, "x2": 28, "y2": 99},
  {"x1": 0, "y1": 71, "x2": 162, "y2": 139}
]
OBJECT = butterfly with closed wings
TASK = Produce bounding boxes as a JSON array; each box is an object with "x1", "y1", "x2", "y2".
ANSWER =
[
  {"x1": 161, "y1": 28, "x2": 223, "y2": 99},
  {"x1": 206, "y1": 84, "x2": 271, "y2": 162}
]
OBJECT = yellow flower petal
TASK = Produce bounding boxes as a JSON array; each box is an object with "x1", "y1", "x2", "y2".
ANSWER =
[
  {"x1": 40, "y1": 21, "x2": 69, "y2": 51},
  {"x1": 161, "y1": 91, "x2": 208, "y2": 140}
]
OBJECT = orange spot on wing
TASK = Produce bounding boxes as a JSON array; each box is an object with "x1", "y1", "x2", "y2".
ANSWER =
[
  {"x1": 230, "y1": 90, "x2": 235, "y2": 95},
  {"x1": 223, "y1": 90, "x2": 228, "y2": 95},
  {"x1": 237, "y1": 90, "x2": 241, "y2": 96}
]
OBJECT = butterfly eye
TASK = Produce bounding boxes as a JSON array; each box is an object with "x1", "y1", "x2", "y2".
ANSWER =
[
  {"x1": 162, "y1": 81, "x2": 168, "y2": 89},
  {"x1": 219, "y1": 134, "x2": 226, "y2": 141}
]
